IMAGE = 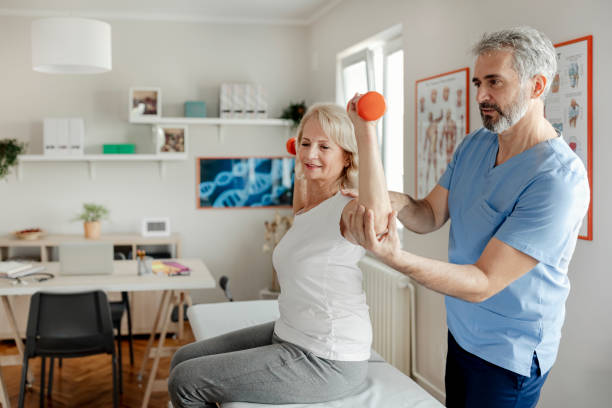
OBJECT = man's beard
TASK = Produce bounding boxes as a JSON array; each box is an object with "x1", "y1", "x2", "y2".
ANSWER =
[{"x1": 480, "y1": 87, "x2": 529, "y2": 134}]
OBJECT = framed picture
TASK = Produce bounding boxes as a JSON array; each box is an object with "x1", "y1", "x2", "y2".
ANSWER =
[
  {"x1": 129, "y1": 87, "x2": 161, "y2": 120},
  {"x1": 155, "y1": 125, "x2": 187, "y2": 154},
  {"x1": 141, "y1": 217, "x2": 171, "y2": 237},
  {"x1": 415, "y1": 68, "x2": 470, "y2": 199},
  {"x1": 544, "y1": 35, "x2": 593, "y2": 240},
  {"x1": 197, "y1": 156, "x2": 295, "y2": 209}
]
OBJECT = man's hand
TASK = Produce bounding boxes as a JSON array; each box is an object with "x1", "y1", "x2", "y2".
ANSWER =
[
  {"x1": 340, "y1": 188, "x2": 358, "y2": 199},
  {"x1": 349, "y1": 205, "x2": 400, "y2": 264}
]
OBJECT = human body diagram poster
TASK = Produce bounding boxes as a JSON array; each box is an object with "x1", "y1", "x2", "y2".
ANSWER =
[
  {"x1": 544, "y1": 36, "x2": 593, "y2": 240},
  {"x1": 415, "y1": 68, "x2": 469, "y2": 199},
  {"x1": 197, "y1": 157, "x2": 294, "y2": 209}
]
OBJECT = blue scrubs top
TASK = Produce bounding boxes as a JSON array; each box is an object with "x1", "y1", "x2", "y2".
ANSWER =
[{"x1": 438, "y1": 128, "x2": 589, "y2": 377}]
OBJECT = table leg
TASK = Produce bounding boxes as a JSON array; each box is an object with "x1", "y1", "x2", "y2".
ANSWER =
[
  {"x1": 0, "y1": 297, "x2": 34, "y2": 385},
  {"x1": 141, "y1": 290, "x2": 176, "y2": 408},
  {"x1": 0, "y1": 296, "x2": 31, "y2": 408},
  {"x1": 0, "y1": 371, "x2": 9, "y2": 408},
  {"x1": 137, "y1": 290, "x2": 170, "y2": 382}
]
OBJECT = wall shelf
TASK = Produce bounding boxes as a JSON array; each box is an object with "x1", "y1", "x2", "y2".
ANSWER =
[
  {"x1": 18, "y1": 154, "x2": 187, "y2": 180},
  {"x1": 14, "y1": 119, "x2": 292, "y2": 182},
  {"x1": 129, "y1": 117, "x2": 293, "y2": 142},
  {"x1": 129, "y1": 117, "x2": 292, "y2": 126}
]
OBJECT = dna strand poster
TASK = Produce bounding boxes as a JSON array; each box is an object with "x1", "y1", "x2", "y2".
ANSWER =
[{"x1": 197, "y1": 157, "x2": 295, "y2": 209}]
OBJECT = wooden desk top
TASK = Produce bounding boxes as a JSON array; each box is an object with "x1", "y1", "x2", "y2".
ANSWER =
[{"x1": 0, "y1": 258, "x2": 214, "y2": 296}]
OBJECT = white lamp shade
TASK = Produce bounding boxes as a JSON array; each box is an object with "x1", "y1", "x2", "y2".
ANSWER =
[{"x1": 31, "y1": 18, "x2": 112, "y2": 74}]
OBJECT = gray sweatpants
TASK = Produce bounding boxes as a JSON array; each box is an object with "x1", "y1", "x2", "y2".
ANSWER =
[{"x1": 168, "y1": 321, "x2": 368, "y2": 408}]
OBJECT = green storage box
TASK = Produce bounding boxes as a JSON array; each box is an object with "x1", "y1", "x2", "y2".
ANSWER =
[
  {"x1": 103, "y1": 144, "x2": 135, "y2": 154},
  {"x1": 103, "y1": 144, "x2": 118, "y2": 154},
  {"x1": 185, "y1": 101, "x2": 206, "y2": 118},
  {"x1": 118, "y1": 144, "x2": 135, "y2": 154}
]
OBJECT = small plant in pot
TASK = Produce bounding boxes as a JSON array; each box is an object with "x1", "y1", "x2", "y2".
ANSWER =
[
  {"x1": 280, "y1": 101, "x2": 307, "y2": 128},
  {"x1": 74, "y1": 203, "x2": 109, "y2": 239},
  {"x1": 0, "y1": 139, "x2": 27, "y2": 181}
]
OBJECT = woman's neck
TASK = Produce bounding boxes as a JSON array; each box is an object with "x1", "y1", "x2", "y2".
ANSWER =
[{"x1": 303, "y1": 180, "x2": 340, "y2": 211}]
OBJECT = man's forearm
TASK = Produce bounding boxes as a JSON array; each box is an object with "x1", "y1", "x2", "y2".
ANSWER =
[
  {"x1": 385, "y1": 249, "x2": 489, "y2": 303},
  {"x1": 389, "y1": 191, "x2": 439, "y2": 234}
]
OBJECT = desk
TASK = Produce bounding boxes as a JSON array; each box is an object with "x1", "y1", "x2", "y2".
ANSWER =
[
  {"x1": 0, "y1": 258, "x2": 215, "y2": 408},
  {"x1": 0, "y1": 233, "x2": 183, "y2": 339}
]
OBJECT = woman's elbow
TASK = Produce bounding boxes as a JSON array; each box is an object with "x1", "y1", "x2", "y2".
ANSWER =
[{"x1": 371, "y1": 211, "x2": 392, "y2": 235}]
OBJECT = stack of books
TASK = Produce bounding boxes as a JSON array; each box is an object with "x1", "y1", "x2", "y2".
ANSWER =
[
  {"x1": 0, "y1": 261, "x2": 45, "y2": 278},
  {"x1": 151, "y1": 260, "x2": 191, "y2": 277}
]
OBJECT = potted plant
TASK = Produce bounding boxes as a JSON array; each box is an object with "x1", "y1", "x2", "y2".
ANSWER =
[
  {"x1": 280, "y1": 101, "x2": 307, "y2": 128},
  {"x1": 0, "y1": 139, "x2": 27, "y2": 181},
  {"x1": 75, "y1": 203, "x2": 109, "y2": 239}
]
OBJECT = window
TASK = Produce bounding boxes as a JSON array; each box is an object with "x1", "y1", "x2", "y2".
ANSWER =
[
  {"x1": 337, "y1": 28, "x2": 404, "y2": 193},
  {"x1": 382, "y1": 40, "x2": 404, "y2": 193}
]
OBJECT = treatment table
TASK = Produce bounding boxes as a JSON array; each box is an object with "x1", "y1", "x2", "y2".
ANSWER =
[{"x1": 187, "y1": 300, "x2": 443, "y2": 408}]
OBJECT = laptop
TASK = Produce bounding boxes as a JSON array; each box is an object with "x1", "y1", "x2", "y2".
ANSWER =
[{"x1": 59, "y1": 242, "x2": 114, "y2": 276}]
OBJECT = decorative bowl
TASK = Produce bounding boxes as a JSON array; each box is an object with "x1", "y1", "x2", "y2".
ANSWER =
[{"x1": 14, "y1": 228, "x2": 44, "y2": 240}]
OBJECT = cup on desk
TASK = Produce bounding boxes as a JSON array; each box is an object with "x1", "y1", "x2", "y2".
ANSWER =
[{"x1": 137, "y1": 256, "x2": 153, "y2": 276}]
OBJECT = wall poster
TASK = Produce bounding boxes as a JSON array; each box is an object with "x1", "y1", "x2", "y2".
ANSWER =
[
  {"x1": 197, "y1": 157, "x2": 294, "y2": 209},
  {"x1": 545, "y1": 35, "x2": 593, "y2": 240},
  {"x1": 415, "y1": 68, "x2": 470, "y2": 199}
]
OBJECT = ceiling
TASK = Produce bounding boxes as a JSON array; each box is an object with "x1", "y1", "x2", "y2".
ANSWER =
[{"x1": 0, "y1": 0, "x2": 344, "y2": 25}]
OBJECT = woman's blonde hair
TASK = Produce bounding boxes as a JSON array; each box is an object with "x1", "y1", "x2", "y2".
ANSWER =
[{"x1": 295, "y1": 103, "x2": 358, "y2": 189}]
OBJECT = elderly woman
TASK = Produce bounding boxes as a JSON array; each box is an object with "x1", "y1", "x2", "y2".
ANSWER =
[{"x1": 168, "y1": 96, "x2": 391, "y2": 408}]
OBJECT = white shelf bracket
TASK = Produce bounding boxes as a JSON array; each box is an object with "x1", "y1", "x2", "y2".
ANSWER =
[
  {"x1": 88, "y1": 161, "x2": 96, "y2": 180},
  {"x1": 217, "y1": 124, "x2": 224, "y2": 143},
  {"x1": 159, "y1": 161, "x2": 166, "y2": 179}
]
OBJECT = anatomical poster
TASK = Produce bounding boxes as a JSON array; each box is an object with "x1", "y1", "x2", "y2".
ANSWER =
[
  {"x1": 544, "y1": 35, "x2": 593, "y2": 240},
  {"x1": 415, "y1": 68, "x2": 470, "y2": 199}
]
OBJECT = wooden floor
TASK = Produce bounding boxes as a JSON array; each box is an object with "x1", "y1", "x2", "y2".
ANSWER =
[{"x1": 0, "y1": 326, "x2": 195, "y2": 407}]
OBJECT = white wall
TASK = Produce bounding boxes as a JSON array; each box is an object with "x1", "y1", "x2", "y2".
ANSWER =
[
  {"x1": 0, "y1": 16, "x2": 308, "y2": 302},
  {"x1": 308, "y1": 0, "x2": 612, "y2": 406}
]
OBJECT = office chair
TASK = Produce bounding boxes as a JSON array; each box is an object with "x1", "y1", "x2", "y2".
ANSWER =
[
  {"x1": 48, "y1": 292, "x2": 132, "y2": 395},
  {"x1": 219, "y1": 275, "x2": 233, "y2": 301},
  {"x1": 18, "y1": 291, "x2": 118, "y2": 408}
]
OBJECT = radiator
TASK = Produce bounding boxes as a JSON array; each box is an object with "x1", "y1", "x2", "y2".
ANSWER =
[{"x1": 360, "y1": 255, "x2": 412, "y2": 375}]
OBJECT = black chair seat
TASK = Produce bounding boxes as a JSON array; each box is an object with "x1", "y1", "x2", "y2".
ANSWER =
[{"x1": 36, "y1": 336, "x2": 112, "y2": 356}]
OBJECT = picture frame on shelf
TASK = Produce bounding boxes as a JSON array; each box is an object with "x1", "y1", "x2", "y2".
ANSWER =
[
  {"x1": 415, "y1": 67, "x2": 470, "y2": 199},
  {"x1": 129, "y1": 87, "x2": 161, "y2": 121},
  {"x1": 155, "y1": 124, "x2": 188, "y2": 155}
]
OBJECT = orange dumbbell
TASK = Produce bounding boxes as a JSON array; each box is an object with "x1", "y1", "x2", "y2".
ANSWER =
[
  {"x1": 286, "y1": 137, "x2": 296, "y2": 155},
  {"x1": 349, "y1": 91, "x2": 387, "y2": 121}
]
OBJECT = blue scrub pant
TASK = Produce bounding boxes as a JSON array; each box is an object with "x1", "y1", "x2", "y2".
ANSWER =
[{"x1": 445, "y1": 331, "x2": 549, "y2": 408}]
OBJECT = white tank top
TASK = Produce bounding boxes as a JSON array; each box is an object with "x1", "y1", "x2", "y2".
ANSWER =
[{"x1": 273, "y1": 192, "x2": 371, "y2": 361}]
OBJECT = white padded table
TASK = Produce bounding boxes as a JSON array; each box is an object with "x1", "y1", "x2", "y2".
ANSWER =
[{"x1": 188, "y1": 301, "x2": 442, "y2": 408}]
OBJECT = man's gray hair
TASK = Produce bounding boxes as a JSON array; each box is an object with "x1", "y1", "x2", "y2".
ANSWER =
[{"x1": 473, "y1": 26, "x2": 557, "y2": 98}]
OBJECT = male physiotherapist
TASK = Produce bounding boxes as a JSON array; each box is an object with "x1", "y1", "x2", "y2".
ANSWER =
[{"x1": 347, "y1": 26, "x2": 590, "y2": 408}]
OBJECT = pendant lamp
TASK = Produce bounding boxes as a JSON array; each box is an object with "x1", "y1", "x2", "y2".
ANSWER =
[{"x1": 31, "y1": 17, "x2": 112, "y2": 74}]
